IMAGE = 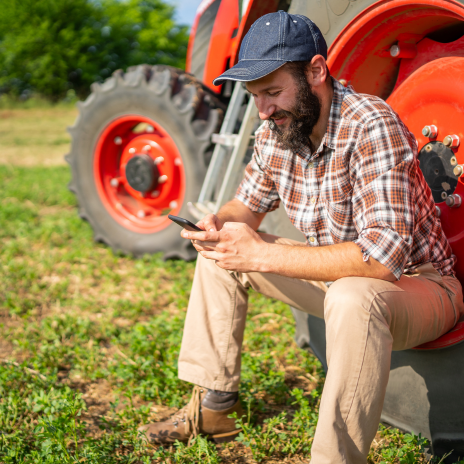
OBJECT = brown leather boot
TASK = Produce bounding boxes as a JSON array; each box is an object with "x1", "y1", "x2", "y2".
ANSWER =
[{"x1": 138, "y1": 386, "x2": 243, "y2": 444}]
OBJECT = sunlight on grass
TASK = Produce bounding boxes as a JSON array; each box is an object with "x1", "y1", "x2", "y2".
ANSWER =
[{"x1": 0, "y1": 103, "x2": 77, "y2": 166}]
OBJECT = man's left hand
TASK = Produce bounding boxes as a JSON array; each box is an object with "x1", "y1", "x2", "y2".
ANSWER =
[{"x1": 181, "y1": 222, "x2": 268, "y2": 273}]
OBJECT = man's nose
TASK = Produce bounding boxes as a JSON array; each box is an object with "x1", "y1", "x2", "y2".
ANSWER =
[{"x1": 254, "y1": 97, "x2": 275, "y2": 121}]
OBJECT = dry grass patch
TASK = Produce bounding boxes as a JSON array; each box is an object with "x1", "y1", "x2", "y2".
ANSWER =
[{"x1": 0, "y1": 107, "x2": 77, "y2": 166}]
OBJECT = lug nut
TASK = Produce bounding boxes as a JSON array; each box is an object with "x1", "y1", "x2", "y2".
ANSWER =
[
  {"x1": 443, "y1": 135, "x2": 460, "y2": 148},
  {"x1": 174, "y1": 158, "x2": 182, "y2": 166},
  {"x1": 146, "y1": 125, "x2": 154, "y2": 133},
  {"x1": 114, "y1": 136, "x2": 122, "y2": 145},
  {"x1": 169, "y1": 201, "x2": 178, "y2": 209},
  {"x1": 339, "y1": 79, "x2": 347, "y2": 87},
  {"x1": 137, "y1": 210, "x2": 146, "y2": 218},
  {"x1": 445, "y1": 194, "x2": 462, "y2": 208},
  {"x1": 143, "y1": 144, "x2": 151, "y2": 152},
  {"x1": 453, "y1": 165, "x2": 464, "y2": 177},
  {"x1": 151, "y1": 190, "x2": 160, "y2": 198},
  {"x1": 110, "y1": 178, "x2": 119, "y2": 187},
  {"x1": 154, "y1": 156, "x2": 164, "y2": 165},
  {"x1": 129, "y1": 147, "x2": 136, "y2": 154},
  {"x1": 436, "y1": 206, "x2": 441, "y2": 217},
  {"x1": 422, "y1": 125, "x2": 438, "y2": 138},
  {"x1": 158, "y1": 175, "x2": 168, "y2": 184}
]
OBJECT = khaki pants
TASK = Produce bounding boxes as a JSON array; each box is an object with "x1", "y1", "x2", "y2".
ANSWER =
[{"x1": 178, "y1": 236, "x2": 464, "y2": 464}]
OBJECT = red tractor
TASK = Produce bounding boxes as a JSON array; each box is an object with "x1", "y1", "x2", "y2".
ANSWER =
[{"x1": 67, "y1": 0, "x2": 464, "y2": 460}]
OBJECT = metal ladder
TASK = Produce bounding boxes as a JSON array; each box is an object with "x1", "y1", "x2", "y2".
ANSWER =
[{"x1": 188, "y1": 83, "x2": 259, "y2": 220}]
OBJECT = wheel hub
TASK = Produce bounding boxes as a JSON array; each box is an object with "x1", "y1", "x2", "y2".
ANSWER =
[
  {"x1": 418, "y1": 141, "x2": 458, "y2": 204},
  {"x1": 125, "y1": 154, "x2": 159, "y2": 193},
  {"x1": 93, "y1": 115, "x2": 185, "y2": 234}
]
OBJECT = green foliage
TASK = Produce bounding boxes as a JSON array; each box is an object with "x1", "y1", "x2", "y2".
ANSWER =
[
  {"x1": 153, "y1": 437, "x2": 221, "y2": 464},
  {"x1": 234, "y1": 388, "x2": 319, "y2": 462},
  {"x1": 0, "y1": 0, "x2": 189, "y2": 100}
]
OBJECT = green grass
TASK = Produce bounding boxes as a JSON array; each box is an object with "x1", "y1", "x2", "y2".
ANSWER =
[{"x1": 0, "y1": 164, "x2": 460, "y2": 463}]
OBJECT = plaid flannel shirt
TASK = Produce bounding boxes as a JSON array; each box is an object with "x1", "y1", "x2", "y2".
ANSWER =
[{"x1": 235, "y1": 79, "x2": 455, "y2": 280}]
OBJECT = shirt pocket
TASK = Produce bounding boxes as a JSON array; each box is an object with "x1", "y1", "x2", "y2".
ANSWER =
[{"x1": 320, "y1": 194, "x2": 358, "y2": 243}]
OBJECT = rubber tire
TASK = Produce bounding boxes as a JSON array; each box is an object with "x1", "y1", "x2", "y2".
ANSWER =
[{"x1": 66, "y1": 65, "x2": 224, "y2": 260}]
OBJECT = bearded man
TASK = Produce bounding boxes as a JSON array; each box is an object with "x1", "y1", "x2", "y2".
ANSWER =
[{"x1": 139, "y1": 10, "x2": 463, "y2": 463}]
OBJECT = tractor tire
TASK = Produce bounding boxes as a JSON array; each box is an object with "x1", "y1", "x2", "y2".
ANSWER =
[{"x1": 66, "y1": 65, "x2": 224, "y2": 260}]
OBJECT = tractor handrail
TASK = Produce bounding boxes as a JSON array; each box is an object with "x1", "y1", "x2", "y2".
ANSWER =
[{"x1": 198, "y1": 83, "x2": 247, "y2": 203}]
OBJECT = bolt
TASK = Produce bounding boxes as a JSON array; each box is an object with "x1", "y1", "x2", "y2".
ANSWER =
[
  {"x1": 169, "y1": 201, "x2": 178, "y2": 209},
  {"x1": 425, "y1": 144, "x2": 433, "y2": 152},
  {"x1": 445, "y1": 194, "x2": 462, "y2": 208},
  {"x1": 451, "y1": 156, "x2": 457, "y2": 166},
  {"x1": 453, "y1": 165, "x2": 464, "y2": 177},
  {"x1": 129, "y1": 147, "x2": 136, "y2": 154},
  {"x1": 390, "y1": 45, "x2": 400, "y2": 57},
  {"x1": 143, "y1": 144, "x2": 151, "y2": 152},
  {"x1": 151, "y1": 190, "x2": 160, "y2": 198},
  {"x1": 441, "y1": 191, "x2": 448, "y2": 200},
  {"x1": 154, "y1": 156, "x2": 164, "y2": 165},
  {"x1": 137, "y1": 210, "x2": 146, "y2": 218},
  {"x1": 174, "y1": 158, "x2": 182, "y2": 166},
  {"x1": 435, "y1": 206, "x2": 441, "y2": 217},
  {"x1": 158, "y1": 175, "x2": 168, "y2": 184},
  {"x1": 114, "y1": 136, "x2": 122, "y2": 145},
  {"x1": 443, "y1": 135, "x2": 460, "y2": 148},
  {"x1": 110, "y1": 178, "x2": 119, "y2": 187},
  {"x1": 422, "y1": 125, "x2": 438, "y2": 138}
]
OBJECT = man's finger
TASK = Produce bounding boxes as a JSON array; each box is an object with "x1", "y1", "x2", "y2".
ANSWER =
[
  {"x1": 203, "y1": 217, "x2": 218, "y2": 232},
  {"x1": 181, "y1": 230, "x2": 220, "y2": 241},
  {"x1": 193, "y1": 240, "x2": 222, "y2": 250},
  {"x1": 199, "y1": 250, "x2": 222, "y2": 261}
]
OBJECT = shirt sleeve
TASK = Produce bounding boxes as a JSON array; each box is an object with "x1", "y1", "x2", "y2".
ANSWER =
[
  {"x1": 351, "y1": 116, "x2": 417, "y2": 280},
  {"x1": 235, "y1": 140, "x2": 281, "y2": 213}
]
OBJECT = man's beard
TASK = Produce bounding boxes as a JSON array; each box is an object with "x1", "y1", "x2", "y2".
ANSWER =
[{"x1": 268, "y1": 80, "x2": 321, "y2": 154}]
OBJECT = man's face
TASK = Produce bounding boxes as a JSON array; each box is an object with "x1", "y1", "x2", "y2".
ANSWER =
[{"x1": 246, "y1": 64, "x2": 321, "y2": 152}]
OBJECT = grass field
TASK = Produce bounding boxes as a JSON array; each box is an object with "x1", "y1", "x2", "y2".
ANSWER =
[{"x1": 0, "y1": 105, "x2": 457, "y2": 463}]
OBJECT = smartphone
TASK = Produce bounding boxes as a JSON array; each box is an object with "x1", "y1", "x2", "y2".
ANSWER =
[{"x1": 168, "y1": 214, "x2": 202, "y2": 232}]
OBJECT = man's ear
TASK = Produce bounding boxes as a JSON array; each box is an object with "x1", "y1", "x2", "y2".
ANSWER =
[{"x1": 307, "y1": 55, "x2": 328, "y2": 87}]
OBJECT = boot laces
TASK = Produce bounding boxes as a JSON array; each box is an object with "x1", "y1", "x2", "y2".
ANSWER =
[{"x1": 170, "y1": 385, "x2": 202, "y2": 445}]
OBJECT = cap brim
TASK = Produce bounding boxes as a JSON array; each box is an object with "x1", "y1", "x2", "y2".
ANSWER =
[{"x1": 213, "y1": 60, "x2": 286, "y2": 86}]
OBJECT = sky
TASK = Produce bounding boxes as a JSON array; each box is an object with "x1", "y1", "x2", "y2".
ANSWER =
[{"x1": 169, "y1": 0, "x2": 203, "y2": 27}]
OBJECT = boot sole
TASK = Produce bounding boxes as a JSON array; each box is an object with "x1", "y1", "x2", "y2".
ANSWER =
[{"x1": 210, "y1": 428, "x2": 242, "y2": 443}]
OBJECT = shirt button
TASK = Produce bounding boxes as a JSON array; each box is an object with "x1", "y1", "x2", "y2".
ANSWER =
[
  {"x1": 309, "y1": 236, "x2": 316, "y2": 243},
  {"x1": 307, "y1": 162, "x2": 314, "y2": 169},
  {"x1": 310, "y1": 197, "x2": 316, "y2": 204}
]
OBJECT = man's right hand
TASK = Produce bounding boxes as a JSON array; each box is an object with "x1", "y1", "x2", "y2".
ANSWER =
[{"x1": 196, "y1": 214, "x2": 224, "y2": 232}]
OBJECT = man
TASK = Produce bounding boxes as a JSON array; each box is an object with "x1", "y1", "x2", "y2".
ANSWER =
[{"x1": 139, "y1": 10, "x2": 463, "y2": 463}]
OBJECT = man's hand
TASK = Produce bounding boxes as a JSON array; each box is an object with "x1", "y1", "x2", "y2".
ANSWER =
[
  {"x1": 195, "y1": 214, "x2": 223, "y2": 232},
  {"x1": 181, "y1": 222, "x2": 269, "y2": 273}
]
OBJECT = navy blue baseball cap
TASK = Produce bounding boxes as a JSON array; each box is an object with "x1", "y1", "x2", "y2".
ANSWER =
[{"x1": 213, "y1": 10, "x2": 327, "y2": 86}]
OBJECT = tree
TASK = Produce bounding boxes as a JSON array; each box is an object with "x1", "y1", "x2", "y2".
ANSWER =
[{"x1": 0, "y1": 0, "x2": 189, "y2": 100}]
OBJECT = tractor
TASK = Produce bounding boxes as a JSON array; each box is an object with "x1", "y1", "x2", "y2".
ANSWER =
[{"x1": 67, "y1": 0, "x2": 464, "y2": 460}]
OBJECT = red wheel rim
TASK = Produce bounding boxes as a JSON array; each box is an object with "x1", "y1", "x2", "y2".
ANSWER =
[{"x1": 93, "y1": 115, "x2": 185, "y2": 234}]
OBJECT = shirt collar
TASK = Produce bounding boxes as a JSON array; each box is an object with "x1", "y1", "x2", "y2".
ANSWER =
[{"x1": 313, "y1": 78, "x2": 346, "y2": 157}]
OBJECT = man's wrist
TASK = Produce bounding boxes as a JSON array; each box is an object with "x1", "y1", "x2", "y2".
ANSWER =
[{"x1": 255, "y1": 242, "x2": 274, "y2": 273}]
